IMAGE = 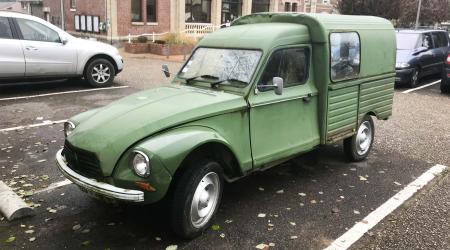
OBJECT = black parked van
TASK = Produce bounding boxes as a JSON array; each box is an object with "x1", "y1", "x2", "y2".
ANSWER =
[{"x1": 395, "y1": 30, "x2": 449, "y2": 88}]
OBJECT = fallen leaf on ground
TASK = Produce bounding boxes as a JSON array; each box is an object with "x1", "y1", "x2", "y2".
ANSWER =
[
  {"x1": 289, "y1": 222, "x2": 296, "y2": 226},
  {"x1": 354, "y1": 210, "x2": 361, "y2": 215},
  {"x1": 81, "y1": 241, "x2": 90, "y2": 246},
  {"x1": 310, "y1": 200, "x2": 317, "y2": 204},
  {"x1": 298, "y1": 193, "x2": 306, "y2": 197},
  {"x1": 258, "y1": 187, "x2": 264, "y2": 191},
  {"x1": 155, "y1": 237, "x2": 161, "y2": 241},
  {"x1": 332, "y1": 208, "x2": 340, "y2": 213},
  {"x1": 211, "y1": 224, "x2": 220, "y2": 231},
  {"x1": 276, "y1": 190, "x2": 284, "y2": 194},
  {"x1": 25, "y1": 230, "x2": 34, "y2": 234},
  {"x1": 220, "y1": 233, "x2": 225, "y2": 238},
  {"x1": 5, "y1": 236, "x2": 15, "y2": 243},
  {"x1": 258, "y1": 213, "x2": 266, "y2": 218},
  {"x1": 255, "y1": 243, "x2": 269, "y2": 249},
  {"x1": 394, "y1": 181, "x2": 402, "y2": 186},
  {"x1": 81, "y1": 229, "x2": 90, "y2": 234},
  {"x1": 72, "y1": 224, "x2": 81, "y2": 231},
  {"x1": 29, "y1": 237, "x2": 36, "y2": 242},
  {"x1": 359, "y1": 176, "x2": 367, "y2": 181},
  {"x1": 269, "y1": 243, "x2": 275, "y2": 247},
  {"x1": 290, "y1": 236, "x2": 298, "y2": 239},
  {"x1": 224, "y1": 219, "x2": 233, "y2": 224},
  {"x1": 166, "y1": 245, "x2": 178, "y2": 250}
]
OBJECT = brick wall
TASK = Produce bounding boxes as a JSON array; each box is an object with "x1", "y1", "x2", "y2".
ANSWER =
[
  {"x1": 63, "y1": 0, "x2": 107, "y2": 33},
  {"x1": 42, "y1": 0, "x2": 62, "y2": 27},
  {"x1": 116, "y1": 0, "x2": 170, "y2": 37}
]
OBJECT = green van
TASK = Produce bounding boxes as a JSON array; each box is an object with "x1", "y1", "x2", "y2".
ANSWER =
[{"x1": 56, "y1": 13, "x2": 396, "y2": 238}]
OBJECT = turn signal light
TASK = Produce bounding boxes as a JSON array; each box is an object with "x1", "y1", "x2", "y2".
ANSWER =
[
  {"x1": 446, "y1": 54, "x2": 450, "y2": 65},
  {"x1": 135, "y1": 182, "x2": 156, "y2": 192}
]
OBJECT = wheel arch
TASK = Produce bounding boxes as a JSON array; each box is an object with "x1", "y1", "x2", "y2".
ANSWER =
[{"x1": 83, "y1": 54, "x2": 118, "y2": 77}]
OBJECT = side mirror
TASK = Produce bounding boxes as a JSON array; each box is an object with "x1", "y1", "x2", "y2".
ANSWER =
[
  {"x1": 273, "y1": 77, "x2": 284, "y2": 95},
  {"x1": 162, "y1": 64, "x2": 170, "y2": 78},
  {"x1": 60, "y1": 36, "x2": 68, "y2": 45}
]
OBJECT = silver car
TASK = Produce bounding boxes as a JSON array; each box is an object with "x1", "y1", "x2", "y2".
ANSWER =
[{"x1": 0, "y1": 11, "x2": 123, "y2": 87}]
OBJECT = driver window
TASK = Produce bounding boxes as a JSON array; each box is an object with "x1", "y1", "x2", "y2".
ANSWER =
[
  {"x1": 259, "y1": 47, "x2": 309, "y2": 89},
  {"x1": 422, "y1": 34, "x2": 432, "y2": 49},
  {"x1": 16, "y1": 18, "x2": 60, "y2": 43}
]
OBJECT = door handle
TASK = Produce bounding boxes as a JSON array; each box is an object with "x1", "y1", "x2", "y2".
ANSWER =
[
  {"x1": 302, "y1": 93, "x2": 313, "y2": 102},
  {"x1": 25, "y1": 46, "x2": 38, "y2": 51}
]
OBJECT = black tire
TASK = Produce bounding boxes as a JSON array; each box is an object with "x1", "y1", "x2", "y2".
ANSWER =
[
  {"x1": 441, "y1": 77, "x2": 450, "y2": 94},
  {"x1": 170, "y1": 160, "x2": 224, "y2": 239},
  {"x1": 343, "y1": 115, "x2": 375, "y2": 162},
  {"x1": 84, "y1": 58, "x2": 115, "y2": 88},
  {"x1": 408, "y1": 67, "x2": 419, "y2": 88}
]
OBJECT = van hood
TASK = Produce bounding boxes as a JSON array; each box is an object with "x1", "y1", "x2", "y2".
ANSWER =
[
  {"x1": 396, "y1": 49, "x2": 413, "y2": 64},
  {"x1": 66, "y1": 85, "x2": 247, "y2": 176}
]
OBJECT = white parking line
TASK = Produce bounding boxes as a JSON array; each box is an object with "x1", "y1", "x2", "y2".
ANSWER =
[
  {"x1": 402, "y1": 80, "x2": 440, "y2": 94},
  {"x1": 0, "y1": 85, "x2": 129, "y2": 102},
  {"x1": 325, "y1": 164, "x2": 448, "y2": 250},
  {"x1": 34, "y1": 179, "x2": 72, "y2": 194},
  {"x1": 0, "y1": 119, "x2": 67, "y2": 133}
]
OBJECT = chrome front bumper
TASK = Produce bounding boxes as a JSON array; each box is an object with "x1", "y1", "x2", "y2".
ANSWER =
[{"x1": 56, "y1": 149, "x2": 144, "y2": 202}]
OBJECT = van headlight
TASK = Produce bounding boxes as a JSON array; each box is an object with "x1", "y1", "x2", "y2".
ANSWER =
[
  {"x1": 131, "y1": 151, "x2": 150, "y2": 177},
  {"x1": 64, "y1": 121, "x2": 76, "y2": 137},
  {"x1": 396, "y1": 62, "x2": 410, "y2": 69}
]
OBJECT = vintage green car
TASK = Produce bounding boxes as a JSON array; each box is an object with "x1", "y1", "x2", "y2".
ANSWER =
[{"x1": 56, "y1": 13, "x2": 395, "y2": 238}]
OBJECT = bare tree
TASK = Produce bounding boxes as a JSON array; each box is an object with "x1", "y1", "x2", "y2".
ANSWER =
[
  {"x1": 337, "y1": 0, "x2": 400, "y2": 20},
  {"x1": 399, "y1": 0, "x2": 448, "y2": 27}
]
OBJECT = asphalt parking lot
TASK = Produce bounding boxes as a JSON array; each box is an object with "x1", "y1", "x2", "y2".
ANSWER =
[{"x1": 0, "y1": 57, "x2": 449, "y2": 249}]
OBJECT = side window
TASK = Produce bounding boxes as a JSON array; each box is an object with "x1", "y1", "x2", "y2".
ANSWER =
[
  {"x1": 330, "y1": 32, "x2": 360, "y2": 81},
  {"x1": 422, "y1": 33, "x2": 433, "y2": 49},
  {"x1": 16, "y1": 18, "x2": 60, "y2": 43},
  {"x1": 431, "y1": 32, "x2": 440, "y2": 48},
  {"x1": 437, "y1": 32, "x2": 449, "y2": 48},
  {"x1": 259, "y1": 47, "x2": 309, "y2": 88},
  {"x1": 0, "y1": 17, "x2": 13, "y2": 39}
]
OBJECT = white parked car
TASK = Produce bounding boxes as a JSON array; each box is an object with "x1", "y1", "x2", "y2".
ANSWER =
[{"x1": 0, "y1": 11, "x2": 123, "y2": 87}]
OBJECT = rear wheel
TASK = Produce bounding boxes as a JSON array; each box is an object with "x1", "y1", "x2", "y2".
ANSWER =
[
  {"x1": 343, "y1": 115, "x2": 375, "y2": 162},
  {"x1": 408, "y1": 68, "x2": 419, "y2": 88},
  {"x1": 170, "y1": 160, "x2": 224, "y2": 239},
  {"x1": 85, "y1": 58, "x2": 115, "y2": 87},
  {"x1": 441, "y1": 76, "x2": 450, "y2": 94}
]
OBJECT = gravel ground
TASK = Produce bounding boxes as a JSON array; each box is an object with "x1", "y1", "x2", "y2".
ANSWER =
[{"x1": 352, "y1": 171, "x2": 450, "y2": 250}]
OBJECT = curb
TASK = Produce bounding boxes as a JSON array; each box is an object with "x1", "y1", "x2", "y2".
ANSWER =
[{"x1": 0, "y1": 181, "x2": 34, "y2": 221}]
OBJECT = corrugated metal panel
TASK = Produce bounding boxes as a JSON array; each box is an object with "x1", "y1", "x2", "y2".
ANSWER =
[
  {"x1": 359, "y1": 78, "x2": 394, "y2": 121},
  {"x1": 326, "y1": 86, "x2": 359, "y2": 139}
]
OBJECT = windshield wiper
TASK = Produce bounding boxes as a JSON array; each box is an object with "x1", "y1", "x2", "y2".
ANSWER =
[
  {"x1": 210, "y1": 78, "x2": 248, "y2": 88},
  {"x1": 184, "y1": 75, "x2": 219, "y2": 84}
]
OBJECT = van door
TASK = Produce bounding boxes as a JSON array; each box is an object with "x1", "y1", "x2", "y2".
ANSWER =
[
  {"x1": 0, "y1": 17, "x2": 25, "y2": 78},
  {"x1": 248, "y1": 46, "x2": 320, "y2": 167},
  {"x1": 14, "y1": 18, "x2": 77, "y2": 76},
  {"x1": 430, "y1": 32, "x2": 445, "y2": 74}
]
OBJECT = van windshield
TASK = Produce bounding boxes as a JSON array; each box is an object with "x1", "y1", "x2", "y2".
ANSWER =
[
  {"x1": 396, "y1": 33, "x2": 420, "y2": 50},
  {"x1": 178, "y1": 48, "x2": 262, "y2": 87}
]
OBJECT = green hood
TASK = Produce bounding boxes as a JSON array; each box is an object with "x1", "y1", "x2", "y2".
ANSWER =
[{"x1": 67, "y1": 85, "x2": 247, "y2": 176}]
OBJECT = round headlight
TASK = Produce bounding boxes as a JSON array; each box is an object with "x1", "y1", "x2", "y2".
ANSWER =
[
  {"x1": 132, "y1": 151, "x2": 150, "y2": 177},
  {"x1": 64, "y1": 121, "x2": 76, "y2": 137}
]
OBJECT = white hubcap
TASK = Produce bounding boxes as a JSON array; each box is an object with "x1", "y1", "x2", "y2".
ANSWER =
[
  {"x1": 190, "y1": 172, "x2": 220, "y2": 228},
  {"x1": 356, "y1": 121, "x2": 372, "y2": 155}
]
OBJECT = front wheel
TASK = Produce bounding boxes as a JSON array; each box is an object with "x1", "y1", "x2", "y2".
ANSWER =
[
  {"x1": 170, "y1": 160, "x2": 224, "y2": 239},
  {"x1": 85, "y1": 58, "x2": 115, "y2": 88},
  {"x1": 408, "y1": 68, "x2": 419, "y2": 88},
  {"x1": 343, "y1": 115, "x2": 375, "y2": 162}
]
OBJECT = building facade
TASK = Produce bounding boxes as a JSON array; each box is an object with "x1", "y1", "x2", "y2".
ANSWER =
[{"x1": 38, "y1": 0, "x2": 337, "y2": 42}]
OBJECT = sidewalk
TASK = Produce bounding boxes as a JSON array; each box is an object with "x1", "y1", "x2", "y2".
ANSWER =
[
  {"x1": 118, "y1": 48, "x2": 188, "y2": 63},
  {"x1": 352, "y1": 170, "x2": 450, "y2": 249}
]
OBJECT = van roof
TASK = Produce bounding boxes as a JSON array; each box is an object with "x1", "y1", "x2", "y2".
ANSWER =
[
  {"x1": 198, "y1": 22, "x2": 310, "y2": 51},
  {"x1": 231, "y1": 12, "x2": 394, "y2": 43}
]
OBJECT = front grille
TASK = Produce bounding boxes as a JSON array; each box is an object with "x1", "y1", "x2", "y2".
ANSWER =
[{"x1": 62, "y1": 141, "x2": 103, "y2": 179}]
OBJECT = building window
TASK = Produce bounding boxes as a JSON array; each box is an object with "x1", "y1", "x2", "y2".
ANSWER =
[
  {"x1": 70, "y1": 0, "x2": 76, "y2": 9},
  {"x1": 292, "y1": 3, "x2": 298, "y2": 11},
  {"x1": 147, "y1": 0, "x2": 156, "y2": 22},
  {"x1": 284, "y1": 2, "x2": 291, "y2": 12},
  {"x1": 252, "y1": 0, "x2": 270, "y2": 13},
  {"x1": 330, "y1": 32, "x2": 361, "y2": 81},
  {"x1": 222, "y1": 0, "x2": 241, "y2": 23},
  {"x1": 185, "y1": 0, "x2": 212, "y2": 23},
  {"x1": 131, "y1": 0, "x2": 142, "y2": 22},
  {"x1": 323, "y1": 0, "x2": 330, "y2": 4}
]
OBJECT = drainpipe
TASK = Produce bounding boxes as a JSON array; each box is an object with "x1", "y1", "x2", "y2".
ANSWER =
[{"x1": 60, "y1": 0, "x2": 65, "y2": 30}]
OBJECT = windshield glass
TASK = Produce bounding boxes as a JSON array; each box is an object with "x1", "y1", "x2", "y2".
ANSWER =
[
  {"x1": 396, "y1": 33, "x2": 420, "y2": 50},
  {"x1": 178, "y1": 48, "x2": 262, "y2": 87}
]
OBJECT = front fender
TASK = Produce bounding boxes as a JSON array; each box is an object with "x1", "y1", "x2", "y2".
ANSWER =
[{"x1": 135, "y1": 125, "x2": 240, "y2": 175}]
